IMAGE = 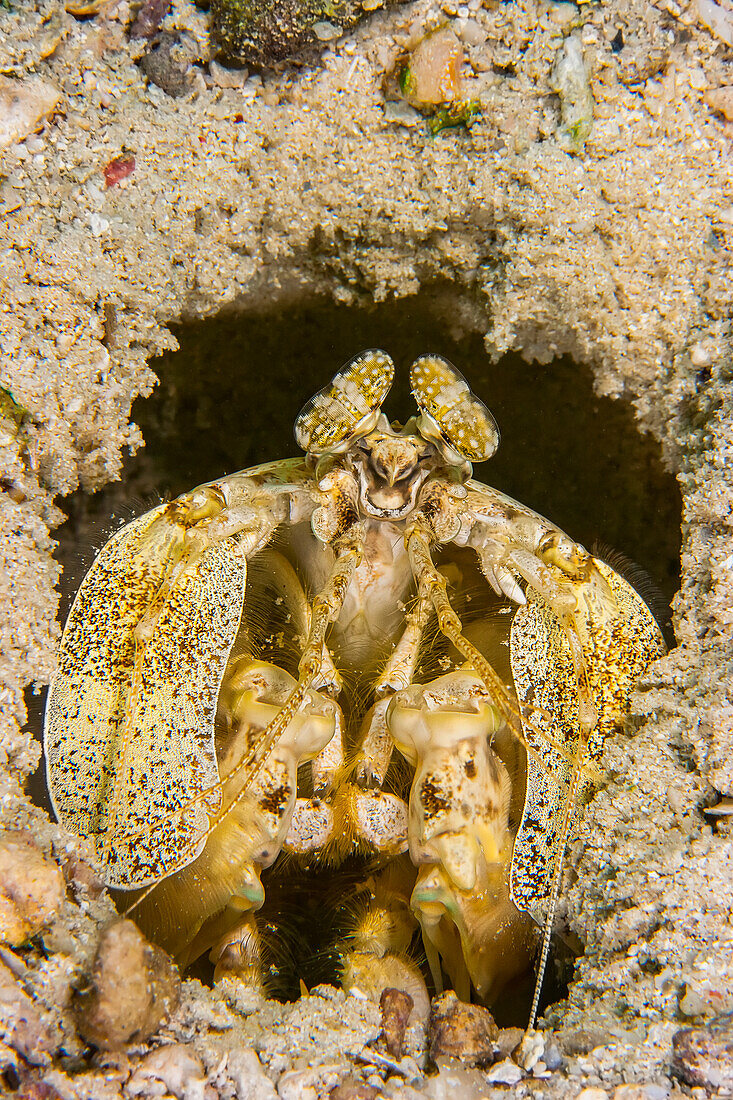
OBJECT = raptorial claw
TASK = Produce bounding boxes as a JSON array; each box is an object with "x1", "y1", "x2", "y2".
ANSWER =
[{"x1": 387, "y1": 671, "x2": 533, "y2": 1002}]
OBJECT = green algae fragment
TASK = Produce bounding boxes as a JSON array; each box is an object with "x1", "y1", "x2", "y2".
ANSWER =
[
  {"x1": 0, "y1": 387, "x2": 29, "y2": 442},
  {"x1": 550, "y1": 34, "x2": 593, "y2": 153},
  {"x1": 429, "y1": 100, "x2": 479, "y2": 135},
  {"x1": 428, "y1": 99, "x2": 481, "y2": 134},
  {"x1": 398, "y1": 64, "x2": 416, "y2": 98}
]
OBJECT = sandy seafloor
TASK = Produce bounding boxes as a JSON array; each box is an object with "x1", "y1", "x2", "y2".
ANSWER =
[{"x1": 0, "y1": 0, "x2": 732, "y2": 1096}]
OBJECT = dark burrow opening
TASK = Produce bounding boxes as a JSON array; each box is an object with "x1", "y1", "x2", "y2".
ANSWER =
[{"x1": 31, "y1": 284, "x2": 682, "y2": 1027}]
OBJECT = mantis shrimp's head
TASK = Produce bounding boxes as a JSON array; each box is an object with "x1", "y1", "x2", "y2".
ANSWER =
[{"x1": 295, "y1": 349, "x2": 500, "y2": 522}]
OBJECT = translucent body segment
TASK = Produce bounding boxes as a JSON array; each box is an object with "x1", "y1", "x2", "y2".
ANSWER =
[
  {"x1": 339, "y1": 857, "x2": 430, "y2": 1021},
  {"x1": 128, "y1": 660, "x2": 341, "y2": 964},
  {"x1": 294, "y1": 349, "x2": 395, "y2": 455},
  {"x1": 219, "y1": 660, "x2": 340, "y2": 869},
  {"x1": 508, "y1": 558, "x2": 666, "y2": 925},
  {"x1": 44, "y1": 505, "x2": 247, "y2": 889},
  {"x1": 410, "y1": 354, "x2": 499, "y2": 462}
]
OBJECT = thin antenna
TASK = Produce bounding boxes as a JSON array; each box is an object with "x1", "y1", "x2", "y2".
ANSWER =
[{"x1": 527, "y1": 741, "x2": 584, "y2": 1029}]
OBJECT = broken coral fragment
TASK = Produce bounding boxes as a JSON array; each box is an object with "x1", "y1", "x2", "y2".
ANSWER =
[
  {"x1": 401, "y1": 26, "x2": 464, "y2": 106},
  {"x1": 0, "y1": 76, "x2": 59, "y2": 151},
  {"x1": 550, "y1": 34, "x2": 593, "y2": 152},
  {"x1": 74, "y1": 919, "x2": 180, "y2": 1050},
  {"x1": 392, "y1": 26, "x2": 480, "y2": 133},
  {"x1": 0, "y1": 833, "x2": 65, "y2": 947},
  {"x1": 428, "y1": 990, "x2": 498, "y2": 1064}
]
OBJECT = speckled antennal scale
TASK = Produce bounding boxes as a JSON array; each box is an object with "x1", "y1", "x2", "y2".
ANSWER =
[{"x1": 44, "y1": 350, "x2": 665, "y2": 1026}]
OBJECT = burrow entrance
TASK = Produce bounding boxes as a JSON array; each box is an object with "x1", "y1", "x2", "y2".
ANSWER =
[
  {"x1": 38, "y1": 285, "x2": 682, "y2": 1025},
  {"x1": 56, "y1": 285, "x2": 681, "y2": 608}
]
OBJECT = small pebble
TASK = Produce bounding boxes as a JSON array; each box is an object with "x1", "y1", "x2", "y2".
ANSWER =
[
  {"x1": 127, "y1": 1045, "x2": 206, "y2": 1099},
  {"x1": 428, "y1": 990, "x2": 498, "y2": 1065},
  {"x1": 330, "y1": 1080, "x2": 380, "y2": 1100},
  {"x1": 543, "y1": 1040, "x2": 566, "y2": 1071},
  {"x1": 704, "y1": 85, "x2": 733, "y2": 121},
  {"x1": 209, "y1": 59, "x2": 249, "y2": 87},
  {"x1": 485, "y1": 1058, "x2": 523, "y2": 1085},
  {"x1": 0, "y1": 960, "x2": 59, "y2": 1064},
  {"x1": 561, "y1": 1027, "x2": 609, "y2": 1055},
  {"x1": 223, "y1": 1049, "x2": 277, "y2": 1098},
  {"x1": 383, "y1": 101, "x2": 422, "y2": 126},
  {"x1": 74, "y1": 919, "x2": 180, "y2": 1050},
  {"x1": 279, "y1": 1065, "x2": 344, "y2": 1099},
  {"x1": 313, "y1": 20, "x2": 343, "y2": 40},
  {"x1": 457, "y1": 18, "x2": 486, "y2": 46},
  {"x1": 493, "y1": 1026, "x2": 523, "y2": 1061},
  {"x1": 516, "y1": 1029, "x2": 544, "y2": 1071},
  {"x1": 88, "y1": 213, "x2": 110, "y2": 237},
  {"x1": 690, "y1": 343, "x2": 713, "y2": 368},
  {"x1": 672, "y1": 1013, "x2": 733, "y2": 1092},
  {"x1": 550, "y1": 2, "x2": 578, "y2": 24},
  {"x1": 140, "y1": 33, "x2": 195, "y2": 98},
  {"x1": 0, "y1": 833, "x2": 65, "y2": 947},
  {"x1": 0, "y1": 76, "x2": 60, "y2": 151},
  {"x1": 680, "y1": 986, "x2": 708, "y2": 1017},
  {"x1": 60, "y1": 851, "x2": 105, "y2": 898},
  {"x1": 697, "y1": 0, "x2": 733, "y2": 46},
  {"x1": 642, "y1": 1087, "x2": 669, "y2": 1100},
  {"x1": 380, "y1": 987, "x2": 413, "y2": 1058},
  {"x1": 130, "y1": 0, "x2": 170, "y2": 37},
  {"x1": 612, "y1": 1086, "x2": 668, "y2": 1100}
]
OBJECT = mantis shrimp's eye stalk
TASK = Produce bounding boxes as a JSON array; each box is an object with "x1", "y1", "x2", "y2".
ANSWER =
[
  {"x1": 410, "y1": 354, "x2": 500, "y2": 463},
  {"x1": 295, "y1": 349, "x2": 395, "y2": 456}
]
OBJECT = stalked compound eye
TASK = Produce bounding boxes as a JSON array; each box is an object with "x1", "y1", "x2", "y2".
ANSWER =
[
  {"x1": 295, "y1": 350, "x2": 395, "y2": 456},
  {"x1": 410, "y1": 354, "x2": 500, "y2": 463}
]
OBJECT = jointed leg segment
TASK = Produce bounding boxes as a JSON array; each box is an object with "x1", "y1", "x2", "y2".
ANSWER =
[
  {"x1": 121, "y1": 521, "x2": 366, "y2": 890},
  {"x1": 405, "y1": 518, "x2": 529, "y2": 746}
]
